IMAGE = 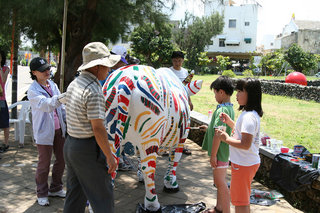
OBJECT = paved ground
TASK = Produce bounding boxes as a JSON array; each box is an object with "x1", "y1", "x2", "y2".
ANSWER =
[
  {"x1": 5, "y1": 65, "x2": 33, "y2": 105},
  {"x1": 0, "y1": 125, "x2": 303, "y2": 213}
]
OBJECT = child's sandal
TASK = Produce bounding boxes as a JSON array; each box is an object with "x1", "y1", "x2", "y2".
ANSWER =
[
  {"x1": 204, "y1": 206, "x2": 222, "y2": 213},
  {"x1": 203, "y1": 207, "x2": 223, "y2": 213}
]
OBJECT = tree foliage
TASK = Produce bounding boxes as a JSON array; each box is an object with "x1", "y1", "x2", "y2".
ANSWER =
[
  {"x1": 0, "y1": 0, "x2": 172, "y2": 88},
  {"x1": 0, "y1": 35, "x2": 11, "y2": 57},
  {"x1": 259, "y1": 44, "x2": 320, "y2": 76},
  {"x1": 173, "y1": 12, "x2": 224, "y2": 71},
  {"x1": 243, "y1": 69, "x2": 254, "y2": 77},
  {"x1": 284, "y1": 43, "x2": 319, "y2": 75},
  {"x1": 216, "y1": 55, "x2": 230, "y2": 72},
  {"x1": 0, "y1": 0, "x2": 26, "y2": 55},
  {"x1": 197, "y1": 51, "x2": 213, "y2": 66},
  {"x1": 258, "y1": 49, "x2": 287, "y2": 76},
  {"x1": 130, "y1": 22, "x2": 175, "y2": 68}
]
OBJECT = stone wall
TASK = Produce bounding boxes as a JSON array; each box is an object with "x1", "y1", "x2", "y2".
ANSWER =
[
  {"x1": 188, "y1": 111, "x2": 320, "y2": 213},
  {"x1": 256, "y1": 148, "x2": 320, "y2": 213},
  {"x1": 269, "y1": 79, "x2": 320, "y2": 87},
  {"x1": 281, "y1": 32, "x2": 298, "y2": 50},
  {"x1": 188, "y1": 111, "x2": 208, "y2": 146},
  {"x1": 297, "y1": 30, "x2": 320, "y2": 54},
  {"x1": 280, "y1": 30, "x2": 320, "y2": 54},
  {"x1": 260, "y1": 80, "x2": 320, "y2": 102},
  {"x1": 307, "y1": 80, "x2": 320, "y2": 87},
  {"x1": 230, "y1": 79, "x2": 320, "y2": 102}
]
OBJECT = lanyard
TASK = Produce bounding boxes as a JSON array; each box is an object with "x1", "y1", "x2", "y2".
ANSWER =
[{"x1": 40, "y1": 82, "x2": 53, "y2": 97}]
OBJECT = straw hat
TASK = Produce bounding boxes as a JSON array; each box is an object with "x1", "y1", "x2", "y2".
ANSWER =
[{"x1": 77, "y1": 42, "x2": 121, "y2": 71}]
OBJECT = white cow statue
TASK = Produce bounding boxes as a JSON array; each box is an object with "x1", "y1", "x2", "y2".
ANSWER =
[{"x1": 102, "y1": 65, "x2": 202, "y2": 212}]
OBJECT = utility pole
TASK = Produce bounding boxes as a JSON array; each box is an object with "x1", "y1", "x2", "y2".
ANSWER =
[
  {"x1": 60, "y1": 0, "x2": 68, "y2": 92},
  {"x1": 10, "y1": 8, "x2": 19, "y2": 119}
]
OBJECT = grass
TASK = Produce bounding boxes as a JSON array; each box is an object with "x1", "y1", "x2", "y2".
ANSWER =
[{"x1": 191, "y1": 74, "x2": 320, "y2": 153}]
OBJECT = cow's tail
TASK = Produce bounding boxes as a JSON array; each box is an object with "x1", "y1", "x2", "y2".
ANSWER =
[{"x1": 105, "y1": 74, "x2": 135, "y2": 180}]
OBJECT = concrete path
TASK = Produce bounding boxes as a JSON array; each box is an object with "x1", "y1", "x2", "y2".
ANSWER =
[
  {"x1": 0, "y1": 127, "x2": 302, "y2": 213},
  {"x1": 5, "y1": 65, "x2": 34, "y2": 105}
]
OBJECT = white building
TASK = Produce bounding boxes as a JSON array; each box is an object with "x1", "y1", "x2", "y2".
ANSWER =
[
  {"x1": 280, "y1": 19, "x2": 320, "y2": 54},
  {"x1": 262, "y1": 17, "x2": 320, "y2": 55},
  {"x1": 261, "y1": 34, "x2": 281, "y2": 51},
  {"x1": 204, "y1": 0, "x2": 260, "y2": 64}
]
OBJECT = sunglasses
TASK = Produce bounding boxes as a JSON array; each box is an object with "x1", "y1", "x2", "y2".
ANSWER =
[{"x1": 42, "y1": 66, "x2": 51, "y2": 71}]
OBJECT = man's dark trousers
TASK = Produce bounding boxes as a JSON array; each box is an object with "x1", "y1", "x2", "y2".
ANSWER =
[{"x1": 63, "y1": 135, "x2": 114, "y2": 213}]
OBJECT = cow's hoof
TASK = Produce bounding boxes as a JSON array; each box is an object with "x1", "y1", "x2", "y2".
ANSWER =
[{"x1": 163, "y1": 186, "x2": 179, "y2": 193}]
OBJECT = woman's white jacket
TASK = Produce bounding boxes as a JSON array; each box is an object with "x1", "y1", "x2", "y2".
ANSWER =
[{"x1": 28, "y1": 80, "x2": 66, "y2": 145}]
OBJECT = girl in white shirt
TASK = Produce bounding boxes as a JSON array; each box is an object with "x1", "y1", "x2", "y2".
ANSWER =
[{"x1": 215, "y1": 78, "x2": 263, "y2": 213}]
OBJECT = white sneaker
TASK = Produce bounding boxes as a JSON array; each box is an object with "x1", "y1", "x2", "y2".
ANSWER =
[
  {"x1": 48, "y1": 189, "x2": 66, "y2": 198},
  {"x1": 37, "y1": 197, "x2": 49, "y2": 206},
  {"x1": 88, "y1": 203, "x2": 94, "y2": 213}
]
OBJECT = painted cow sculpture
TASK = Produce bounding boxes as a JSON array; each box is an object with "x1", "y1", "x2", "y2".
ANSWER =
[{"x1": 102, "y1": 65, "x2": 202, "y2": 212}]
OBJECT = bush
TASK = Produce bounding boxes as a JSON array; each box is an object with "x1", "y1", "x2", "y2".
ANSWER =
[
  {"x1": 286, "y1": 69, "x2": 295, "y2": 74},
  {"x1": 222, "y1": 69, "x2": 236, "y2": 78},
  {"x1": 199, "y1": 66, "x2": 211, "y2": 75},
  {"x1": 20, "y1": 59, "x2": 26, "y2": 66},
  {"x1": 50, "y1": 61, "x2": 57, "y2": 67},
  {"x1": 243, "y1": 69, "x2": 254, "y2": 77},
  {"x1": 211, "y1": 66, "x2": 219, "y2": 74}
]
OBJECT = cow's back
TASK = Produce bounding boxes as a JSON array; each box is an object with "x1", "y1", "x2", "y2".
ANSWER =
[{"x1": 103, "y1": 65, "x2": 190, "y2": 157}]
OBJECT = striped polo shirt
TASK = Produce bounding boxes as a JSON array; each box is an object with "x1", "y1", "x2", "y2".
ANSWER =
[{"x1": 65, "y1": 71, "x2": 105, "y2": 138}]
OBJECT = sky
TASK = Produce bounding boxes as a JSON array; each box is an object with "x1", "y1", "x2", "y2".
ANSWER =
[
  {"x1": 21, "y1": 0, "x2": 320, "y2": 48},
  {"x1": 168, "y1": 0, "x2": 320, "y2": 46},
  {"x1": 256, "y1": 0, "x2": 320, "y2": 45}
]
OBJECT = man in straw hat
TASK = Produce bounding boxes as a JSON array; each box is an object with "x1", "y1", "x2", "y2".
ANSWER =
[{"x1": 63, "y1": 42, "x2": 118, "y2": 213}]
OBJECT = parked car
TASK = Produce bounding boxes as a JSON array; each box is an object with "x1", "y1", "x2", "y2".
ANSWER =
[
  {"x1": 315, "y1": 72, "x2": 320, "y2": 78},
  {"x1": 253, "y1": 67, "x2": 262, "y2": 74}
]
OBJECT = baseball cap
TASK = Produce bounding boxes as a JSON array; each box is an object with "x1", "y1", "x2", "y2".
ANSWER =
[
  {"x1": 30, "y1": 57, "x2": 51, "y2": 72},
  {"x1": 111, "y1": 45, "x2": 128, "y2": 64}
]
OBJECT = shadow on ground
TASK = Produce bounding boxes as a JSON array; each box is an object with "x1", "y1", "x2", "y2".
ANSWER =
[{"x1": 0, "y1": 125, "x2": 302, "y2": 213}]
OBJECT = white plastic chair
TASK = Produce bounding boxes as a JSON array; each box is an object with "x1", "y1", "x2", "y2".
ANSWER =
[{"x1": 8, "y1": 101, "x2": 33, "y2": 146}]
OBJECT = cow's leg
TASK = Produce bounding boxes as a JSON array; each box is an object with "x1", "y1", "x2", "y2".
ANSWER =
[
  {"x1": 163, "y1": 138, "x2": 185, "y2": 192},
  {"x1": 139, "y1": 147, "x2": 161, "y2": 212},
  {"x1": 136, "y1": 150, "x2": 144, "y2": 183}
]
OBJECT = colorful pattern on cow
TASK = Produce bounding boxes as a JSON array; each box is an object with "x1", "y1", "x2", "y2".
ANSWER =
[{"x1": 102, "y1": 65, "x2": 202, "y2": 212}]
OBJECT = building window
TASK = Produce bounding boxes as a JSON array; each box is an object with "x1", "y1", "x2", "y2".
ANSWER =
[
  {"x1": 219, "y1": 39, "x2": 225, "y2": 47},
  {"x1": 244, "y1": 38, "x2": 252, "y2": 44},
  {"x1": 226, "y1": 43, "x2": 239, "y2": 46},
  {"x1": 245, "y1": 21, "x2": 250, "y2": 26},
  {"x1": 229, "y1": 19, "x2": 236, "y2": 28},
  {"x1": 270, "y1": 42, "x2": 274, "y2": 46}
]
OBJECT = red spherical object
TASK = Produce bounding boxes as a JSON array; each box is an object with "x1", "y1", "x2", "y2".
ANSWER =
[{"x1": 285, "y1": 72, "x2": 307, "y2": 86}]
